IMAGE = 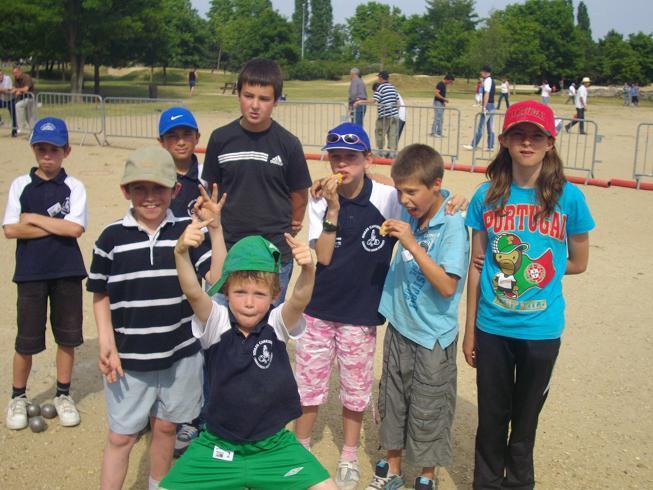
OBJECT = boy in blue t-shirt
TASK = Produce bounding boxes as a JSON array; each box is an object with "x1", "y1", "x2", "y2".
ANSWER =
[
  {"x1": 369, "y1": 144, "x2": 469, "y2": 490},
  {"x1": 3, "y1": 117, "x2": 87, "y2": 430}
]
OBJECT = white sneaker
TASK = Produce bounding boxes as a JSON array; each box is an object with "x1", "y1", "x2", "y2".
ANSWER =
[
  {"x1": 53, "y1": 394, "x2": 81, "y2": 427},
  {"x1": 6, "y1": 397, "x2": 29, "y2": 430},
  {"x1": 335, "y1": 460, "x2": 360, "y2": 489},
  {"x1": 463, "y1": 144, "x2": 475, "y2": 150}
]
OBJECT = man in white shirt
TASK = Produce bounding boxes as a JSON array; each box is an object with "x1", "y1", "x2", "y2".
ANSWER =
[
  {"x1": 566, "y1": 82, "x2": 576, "y2": 104},
  {"x1": 540, "y1": 80, "x2": 552, "y2": 104},
  {"x1": 0, "y1": 69, "x2": 17, "y2": 136},
  {"x1": 565, "y1": 77, "x2": 590, "y2": 135}
]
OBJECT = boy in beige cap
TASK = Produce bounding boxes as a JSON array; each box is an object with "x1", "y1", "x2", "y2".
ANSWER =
[{"x1": 87, "y1": 146, "x2": 224, "y2": 490}]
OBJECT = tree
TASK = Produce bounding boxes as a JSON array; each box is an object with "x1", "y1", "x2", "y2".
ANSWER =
[
  {"x1": 463, "y1": 12, "x2": 510, "y2": 79},
  {"x1": 597, "y1": 31, "x2": 642, "y2": 83},
  {"x1": 576, "y1": 1, "x2": 592, "y2": 40},
  {"x1": 347, "y1": 2, "x2": 405, "y2": 65},
  {"x1": 628, "y1": 32, "x2": 653, "y2": 83},
  {"x1": 404, "y1": 0, "x2": 478, "y2": 74},
  {"x1": 306, "y1": 0, "x2": 333, "y2": 60}
]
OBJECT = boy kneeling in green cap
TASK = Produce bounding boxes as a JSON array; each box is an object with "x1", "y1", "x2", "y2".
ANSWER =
[{"x1": 161, "y1": 189, "x2": 336, "y2": 489}]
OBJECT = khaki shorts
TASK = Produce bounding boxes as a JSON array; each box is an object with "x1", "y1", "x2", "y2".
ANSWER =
[
  {"x1": 378, "y1": 324, "x2": 457, "y2": 467},
  {"x1": 103, "y1": 351, "x2": 203, "y2": 435}
]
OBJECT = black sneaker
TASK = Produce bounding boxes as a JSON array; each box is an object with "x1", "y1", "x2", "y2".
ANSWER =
[
  {"x1": 414, "y1": 475, "x2": 436, "y2": 490},
  {"x1": 365, "y1": 459, "x2": 405, "y2": 489}
]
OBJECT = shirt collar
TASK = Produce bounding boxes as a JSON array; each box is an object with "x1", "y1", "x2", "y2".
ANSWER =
[
  {"x1": 178, "y1": 155, "x2": 200, "y2": 181},
  {"x1": 340, "y1": 175, "x2": 373, "y2": 207},
  {"x1": 229, "y1": 307, "x2": 273, "y2": 337},
  {"x1": 30, "y1": 167, "x2": 67, "y2": 186},
  {"x1": 411, "y1": 188, "x2": 451, "y2": 232},
  {"x1": 121, "y1": 207, "x2": 177, "y2": 232}
]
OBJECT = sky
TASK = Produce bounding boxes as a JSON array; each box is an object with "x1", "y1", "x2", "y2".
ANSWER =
[{"x1": 190, "y1": 0, "x2": 652, "y2": 40}]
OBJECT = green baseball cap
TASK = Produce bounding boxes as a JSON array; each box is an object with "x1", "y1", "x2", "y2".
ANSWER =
[
  {"x1": 207, "y1": 235, "x2": 282, "y2": 296},
  {"x1": 492, "y1": 233, "x2": 529, "y2": 254}
]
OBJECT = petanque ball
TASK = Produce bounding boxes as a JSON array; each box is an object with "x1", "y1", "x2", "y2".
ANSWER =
[
  {"x1": 26, "y1": 403, "x2": 41, "y2": 418},
  {"x1": 40, "y1": 403, "x2": 57, "y2": 419},
  {"x1": 29, "y1": 416, "x2": 48, "y2": 433}
]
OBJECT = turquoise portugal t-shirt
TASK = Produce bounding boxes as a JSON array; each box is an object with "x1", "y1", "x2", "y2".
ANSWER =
[{"x1": 465, "y1": 181, "x2": 595, "y2": 340}]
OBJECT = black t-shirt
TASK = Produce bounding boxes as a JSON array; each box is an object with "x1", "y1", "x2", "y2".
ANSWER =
[
  {"x1": 170, "y1": 155, "x2": 204, "y2": 218},
  {"x1": 435, "y1": 81, "x2": 447, "y2": 102},
  {"x1": 202, "y1": 119, "x2": 311, "y2": 262}
]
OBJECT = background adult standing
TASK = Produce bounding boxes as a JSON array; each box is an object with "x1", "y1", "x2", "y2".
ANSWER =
[
  {"x1": 497, "y1": 77, "x2": 510, "y2": 110},
  {"x1": 464, "y1": 65, "x2": 496, "y2": 151},
  {"x1": 188, "y1": 68, "x2": 197, "y2": 97},
  {"x1": 540, "y1": 80, "x2": 552, "y2": 104},
  {"x1": 0, "y1": 69, "x2": 17, "y2": 136},
  {"x1": 11, "y1": 66, "x2": 35, "y2": 133},
  {"x1": 565, "y1": 77, "x2": 590, "y2": 134},
  {"x1": 430, "y1": 73, "x2": 454, "y2": 137},
  {"x1": 348, "y1": 67, "x2": 367, "y2": 127}
]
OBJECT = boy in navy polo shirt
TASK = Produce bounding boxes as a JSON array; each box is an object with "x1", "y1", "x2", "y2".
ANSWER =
[
  {"x1": 158, "y1": 105, "x2": 206, "y2": 456},
  {"x1": 368, "y1": 144, "x2": 469, "y2": 490},
  {"x1": 293, "y1": 122, "x2": 402, "y2": 489},
  {"x1": 161, "y1": 209, "x2": 336, "y2": 489},
  {"x1": 3, "y1": 117, "x2": 87, "y2": 430},
  {"x1": 158, "y1": 106, "x2": 205, "y2": 218},
  {"x1": 87, "y1": 147, "x2": 224, "y2": 490}
]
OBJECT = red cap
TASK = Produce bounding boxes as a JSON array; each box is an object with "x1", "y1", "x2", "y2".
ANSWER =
[{"x1": 502, "y1": 100, "x2": 556, "y2": 139}]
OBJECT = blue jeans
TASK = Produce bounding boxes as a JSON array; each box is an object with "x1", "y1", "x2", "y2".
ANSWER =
[
  {"x1": 352, "y1": 104, "x2": 366, "y2": 127},
  {"x1": 471, "y1": 103, "x2": 495, "y2": 149},
  {"x1": 431, "y1": 101, "x2": 445, "y2": 135}
]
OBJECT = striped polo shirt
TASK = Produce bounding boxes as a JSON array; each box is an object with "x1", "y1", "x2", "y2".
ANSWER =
[
  {"x1": 87, "y1": 209, "x2": 211, "y2": 371},
  {"x1": 373, "y1": 82, "x2": 400, "y2": 118}
]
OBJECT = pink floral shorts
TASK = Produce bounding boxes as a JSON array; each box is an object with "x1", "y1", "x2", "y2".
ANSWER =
[{"x1": 294, "y1": 314, "x2": 377, "y2": 412}]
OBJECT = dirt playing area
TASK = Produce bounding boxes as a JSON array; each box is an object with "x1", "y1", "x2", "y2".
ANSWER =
[{"x1": 0, "y1": 96, "x2": 651, "y2": 489}]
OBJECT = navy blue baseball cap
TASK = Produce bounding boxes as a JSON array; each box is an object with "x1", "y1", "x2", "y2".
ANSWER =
[
  {"x1": 322, "y1": 122, "x2": 371, "y2": 152},
  {"x1": 159, "y1": 106, "x2": 198, "y2": 137},
  {"x1": 30, "y1": 117, "x2": 69, "y2": 147}
]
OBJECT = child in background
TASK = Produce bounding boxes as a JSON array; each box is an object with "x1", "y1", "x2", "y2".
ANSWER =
[
  {"x1": 368, "y1": 144, "x2": 469, "y2": 490},
  {"x1": 158, "y1": 106, "x2": 205, "y2": 219},
  {"x1": 464, "y1": 100, "x2": 594, "y2": 489},
  {"x1": 202, "y1": 58, "x2": 312, "y2": 303},
  {"x1": 3, "y1": 117, "x2": 86, "y2": 430},
  {"x1": 161, "y1": 189, "x2": 336, "y2": 489},
  {"x1": 293, "y1": 122, "x2": 402, "y2": 489},
  {"x1": 87, "y1": 147, "x2": 223, "y2": 490},
  {"x1": 158, "y1": 105, "x2": 206, "y2": 457}
]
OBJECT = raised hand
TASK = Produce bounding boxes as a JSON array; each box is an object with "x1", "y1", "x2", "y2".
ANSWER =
[
  {"x1": 380, "y1": 219, "x2": 418, "y2": 250},
  {"x1": 194, "y1": 183, "x2": 226, "y2": 229},
  {"x1": 175, "y1": 214, "x2": 212, "y2": 254},
  {"x1": 284, "y1": 233, "x2": 314, "y2": 268}
]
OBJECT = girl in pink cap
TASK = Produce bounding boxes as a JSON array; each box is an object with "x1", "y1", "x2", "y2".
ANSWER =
[{"x1": 463, "y1": 100, "x2": 595, "y2": 489}]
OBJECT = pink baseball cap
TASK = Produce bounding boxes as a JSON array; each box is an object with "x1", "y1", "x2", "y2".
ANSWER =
[{"x1": 502, "y1": 100, "x2": 556, "y2": 140}]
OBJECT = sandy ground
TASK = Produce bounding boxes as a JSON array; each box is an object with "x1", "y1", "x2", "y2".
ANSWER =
[{"x1": 0, "y1": 97, "x2": 652, "y2": 489}]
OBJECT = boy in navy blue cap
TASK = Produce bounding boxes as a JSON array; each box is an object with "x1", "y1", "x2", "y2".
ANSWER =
[
  {"x1": 158, "y1": 106, "x2": 205, "y2": 218},
  {"x1": 3, "y1": 117, "x2": 87, "y2": 430},
  {"x1": 293, "y1": 122, "x2": 403, "y2": 489}
]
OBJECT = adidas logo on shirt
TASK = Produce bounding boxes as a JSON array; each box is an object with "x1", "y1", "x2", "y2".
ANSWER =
[{"x1": 270, "y1": 155, "x2": 284, "y2": 166}]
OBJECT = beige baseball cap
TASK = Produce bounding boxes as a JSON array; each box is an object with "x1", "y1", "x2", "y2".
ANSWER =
[{"x1": 121, "y1": 146, "x2": 177, "y2": 188}]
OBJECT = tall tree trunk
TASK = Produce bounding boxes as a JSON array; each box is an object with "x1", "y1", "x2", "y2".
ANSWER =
[
  {"x1": 94, "y1": 63, "x2": 101, "y2": 94},
  {"x1": 70, "y1": 53, "x2": 85, "y2": 93},
  {"x1": 163, "y1": 65, "x2": 167, "y2": 85},
  {"x1": 216, "y1": 47, "x2": 222, "y2": 73}
]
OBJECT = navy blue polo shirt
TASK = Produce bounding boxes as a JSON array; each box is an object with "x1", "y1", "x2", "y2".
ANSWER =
[
  {"x1": 3, "y1": 167, "x2": 87, "y2": 282},
  {"x1": 305, "y1": 176, "x2": 402, "y2": 326},
  {"x1": 193, "y1": 303, "x2": 303, "y2": 443},
  {"x1": 170, "y1": 155, "x2": 205, "y2": 218}
]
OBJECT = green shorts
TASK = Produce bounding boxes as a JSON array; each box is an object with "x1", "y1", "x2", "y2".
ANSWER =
[{"x1": 159, "y1": 428, "x2": 330, "y2": 490}]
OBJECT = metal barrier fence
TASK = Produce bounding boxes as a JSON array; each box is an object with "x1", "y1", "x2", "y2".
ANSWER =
[
  {"x1": 273, "y1": 101, "x2": 349, "y2": 148},
  {"x1": 35, "y1": 92, "x2": 104, "y2": 145},
  {"x1": 363, "y1": 103, "x2": 461, "y2": 162},
  {"x1": 0, "y1": 92, "x2": 35, "y2": 135},
  {"x1": 633, "y1": 123, "x2": 653, "y2": 186},
  {"x1": 469, "y1": 111, "x2": 601, "y2": 181},
  {"x1": 103, "y1": 97, "x2": 185, "y2": 144}
]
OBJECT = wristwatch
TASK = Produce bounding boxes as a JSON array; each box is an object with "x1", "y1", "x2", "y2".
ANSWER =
[{"x1": 322, "y1": 219, "x2": 338, "y2": 233}]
